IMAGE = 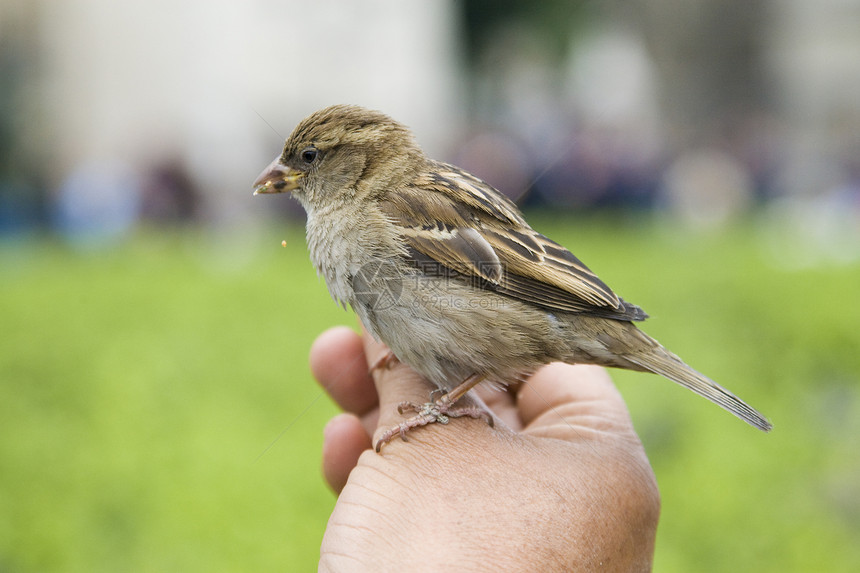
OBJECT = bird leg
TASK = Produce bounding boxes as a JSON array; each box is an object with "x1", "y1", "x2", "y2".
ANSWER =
[{"x1": 375, "y1": 374, "x2": 493, "y2": 452}]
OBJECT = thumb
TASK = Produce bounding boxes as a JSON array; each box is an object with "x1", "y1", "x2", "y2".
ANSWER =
[{"x1": 517, "y1": 363, "x2": 640, "y2": 442}]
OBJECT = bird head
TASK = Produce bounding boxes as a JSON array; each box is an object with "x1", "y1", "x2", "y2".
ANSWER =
[{"x1": 253, "y1": 104, "x2": 424, "y2": 209}]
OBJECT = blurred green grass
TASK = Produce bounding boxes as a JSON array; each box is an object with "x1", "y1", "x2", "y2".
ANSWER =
[{"x1": 1, "y1": 216, "x2": 858, "y2": 572}]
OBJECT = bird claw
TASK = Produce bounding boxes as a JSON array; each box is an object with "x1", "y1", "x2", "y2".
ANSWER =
[
  {"x1": 396, "y1": 401, "x2": 419, "y2": 415},
  {"x1": 369, "y1": 351, "x2": 399, "y2": 374},
  {"x1": 375, "y1": 396, "x2": 494, "y2": 452}
]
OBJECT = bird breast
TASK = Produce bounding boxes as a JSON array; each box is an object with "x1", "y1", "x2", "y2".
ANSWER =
[{"x1": 304, "y1": 202, "x2": 404, "y2": 309}]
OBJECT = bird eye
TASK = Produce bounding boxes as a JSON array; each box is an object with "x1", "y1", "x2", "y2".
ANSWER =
[{"x1": 301, "y1": 147, "x2": 318, "y2": 164}]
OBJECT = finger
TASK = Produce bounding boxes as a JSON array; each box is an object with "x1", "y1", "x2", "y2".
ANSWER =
[
  {"x1": 517, "y1": 363, "x2": 636, "y2": 439},
  {"x1": 310, "y1": 326, "x2": 378, "y2": 416},
  {"x1": 322, "y1": 413, "x2": 371, "y2": 494},
  {"x1": 360, "y1": 325, "x2": 435, "y2": 429}
]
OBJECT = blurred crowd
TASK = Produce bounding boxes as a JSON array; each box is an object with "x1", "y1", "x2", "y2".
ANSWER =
[{"x1": 0, "y1": 0, "x2": 858, "y2": 262}]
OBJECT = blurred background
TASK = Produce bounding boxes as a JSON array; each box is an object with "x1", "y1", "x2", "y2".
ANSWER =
[{"x1": 1, "y1": 0, "x2": 858, "y2": 570}]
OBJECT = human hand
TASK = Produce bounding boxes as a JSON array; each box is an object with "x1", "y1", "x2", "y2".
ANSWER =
[{"x1": 311, "y1": 326, "x2": 660, "y2": 572}]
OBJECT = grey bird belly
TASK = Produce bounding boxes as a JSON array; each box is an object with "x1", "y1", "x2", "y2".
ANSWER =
[{"x1": 352, "y1": 268, "x2": 568, "y2": 391}]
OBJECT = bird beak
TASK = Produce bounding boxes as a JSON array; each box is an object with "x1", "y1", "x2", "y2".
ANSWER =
[{"x1": 253, "y1": 158, "x2": 305, "y2": 195}]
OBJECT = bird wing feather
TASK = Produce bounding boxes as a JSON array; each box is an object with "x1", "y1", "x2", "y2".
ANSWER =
[{"x1": 379, "y1": 163, "x2": 648, "y2": 321}]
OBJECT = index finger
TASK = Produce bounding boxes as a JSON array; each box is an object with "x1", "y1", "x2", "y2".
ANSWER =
[{"x1": 360, "y1": 326, "x2": 436, "y2": 430}]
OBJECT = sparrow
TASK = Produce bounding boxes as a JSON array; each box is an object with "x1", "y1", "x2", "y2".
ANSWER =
[{"x1": 254, "y1": 104, "x2": 772, "y2": 450}]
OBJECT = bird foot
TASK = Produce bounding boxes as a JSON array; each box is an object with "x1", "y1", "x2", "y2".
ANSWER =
[
  {"x1": 369, "y1": 351, "x2": 399, "y2": 374},
  {"x1": 375, "y1": 395, "x2": 493, "y2": 452}
]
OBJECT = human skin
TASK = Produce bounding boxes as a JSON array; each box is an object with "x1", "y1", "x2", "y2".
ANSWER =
[{"x1": 310, "y1": 326, "x2": 660, "y2": 572}]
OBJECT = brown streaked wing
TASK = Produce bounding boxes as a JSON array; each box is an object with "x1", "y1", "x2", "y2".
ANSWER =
[
  {"x1": 379, "y1": 187, "x2": 504, "y2": 285},
  {"x1": 401, "y1": 225, "x2": 502, "y2": 284},
  {"x1": 487, "y1": 229, "x2": 649, "y2": 320},
  {"x1": 483, "y1": 228, "x2": 618, "y2": 307},
  {"x1": 411, "y1": 163, "x2": 528, "y2": 227},
  {"x1": 381, "y1": 168, "x2": 648, "y2": 321}
]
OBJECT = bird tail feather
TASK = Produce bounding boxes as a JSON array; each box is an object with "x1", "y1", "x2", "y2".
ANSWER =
[{"x1": 626, "y1": 349, "x2": 773, "y2": 432}]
